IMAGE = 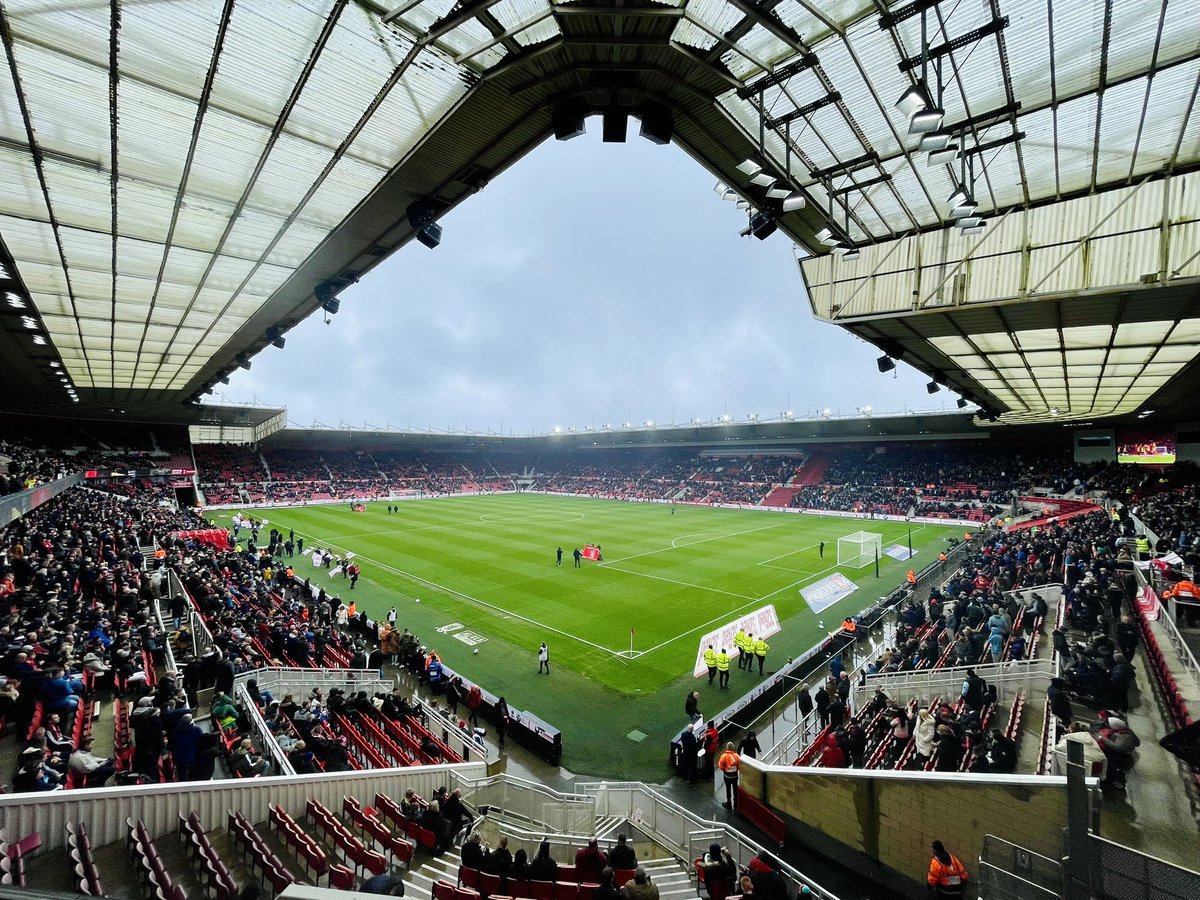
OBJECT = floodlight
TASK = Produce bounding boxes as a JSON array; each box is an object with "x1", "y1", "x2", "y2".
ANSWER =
[
  {"x1": 919, "y1": 130, "x2": 953, "y2": 152},
  {"x1": 266, "y1": 327, "x2": 286, "y2": 349},
  {"x1": 553, "y1": 426, "x2": 562, "y2": 434},
  {"x1": 721, "y1": 414, "x2": 731, "y2": 422},
  {"x1": 322, "y1": 296, "x2": 340, "y2": 315},
  {"x1": 602, "y1": 109, "x2": 628, "y2": 143},
  {"x1": 960, "y1": 220, "x2": 986, "y2": 235},
  {"x1": 821, "y1": 408, "x2": 832, "y2": 417},
  {"x1": 926, "y1": 145, "x2": 959, "y2": 167},
  {"x1": 31, "y1": 335, "x2": 46, "y2": 345},
  {"x1": 714, "y1": 181, "x2": 739, "y2": 201},
  {"x1": 947, "y1": 185, "x2": 970, "y2": 209},
  {"x1": 927, "y1": 381, "x2": 940, "y2": 394},
  {"x1": 908, "y1": 105, "x2": 944, "y2": 134},
  {"x1": 895, "y1": 81, "x2": 932, "y2": 118},
  {"x1": 877, "y1": 354, "x2": 896, "y2": 373},
  {"x1": 5, "y1": 291, "x2": 24, "y2": 308},
  {"x1": 220, "y1": 375, "x2": 230, "y2": 385},
  {"x1": 766, "y1": 187, "x2": 790, "y2": 200},
  {"x1": 736, "y1": 158, "x2": 762, "y2": 176},
  {"x1": 838, "y1": 246, "x2": 860, "y2": 261},
  {"x1": 736, "y1": 199, "x2": 751, "y2": 210},
  {"x1": 49, "y1": 361, "x2": 60, "y2": 368},
  {"x1": 748, "y1": 211, "x2": 778, "y2": 241},
  {"x1": 646, "y1": 420, "x2": 654, "y2": 427},
  {"x1": 956, "y1": 216, "x2": 983, "y2": 229},
  {"x1": 957, "y1": 397, "x2": 969, "y2": 408},
  {"x1": 815, "y1": 227, "x2": 841, "y2": 247},
  {"x1": 781, "y1": 193, "x2": 806, "y2": 213},
  {"x1": 552, "y1": 102, "x2": 587, "y2": 141},
  {"x1": 639, "y1": 103, "x2": 673, "y2": 145},
  {"x1": 749, "y1": 172, "x2": 776, "y2": 187},
  {"x1": 236, "y1": 352, "x2": 251, "y2": 370},
  {"x1": 416, "y1": 223, "x2": 442, "y2": 249},
  {"x1": 20, "y1": 315, "x2": 37, "y2": 329}
]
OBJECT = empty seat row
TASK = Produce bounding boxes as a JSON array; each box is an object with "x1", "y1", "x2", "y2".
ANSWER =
[
  {"x1": 127, "y1": 817, "x2": 186, "y2": 900},
  {"x1": 227, "y1": 809, "x2": 301, "y2": 895},
  {"x1": 178, "y1": 811, "x2": 239, "y2": 900},
  {"x1": 305, "y1": 798, "x2": 388, "y2": 876},
  {"x1": 66, "y1": 821, "x2": 102, "y2": 896},
  {"x1": 268, "y1": 803, "x2": 356, "y2": 889}
]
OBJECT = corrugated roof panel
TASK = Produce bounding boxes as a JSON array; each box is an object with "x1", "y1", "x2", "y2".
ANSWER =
[
  {"x1": 38, "y1": 161, "x2": 111, "y2": 236},
  {"x1": 246, "y1": 131, "x2": 345, "y2": 218},
  {"x1": 187, "y1": 108, "x2": 273, "y2": 208},
  {"x1": 1049, "y1": 93, "x2": 1100, "y2": 196},
  {"x1": 1106, "y1": 0, "x2": 1167, "y2": 84},
  {"x1": 223, "y1": 210, "x2": 291, "y2": 264},
  {"x1": 301, "y1": 153, "x2": 389, "y2": 227},
  {"x1": 266, "y1": 220, "x2": 328, "y2": 269},
  {"x1": 777, "y1": 0, "x2": 873, "y2": 46},
  {"x1": 169, "y1": 202, "x2": 234, "y2": 255},
  {"x1": 206, "y1": 0, "x2": 333, "y2": 134},
  {"x1": 821, "y1": 23, "x2": 906, "y2": 160},
  {"x1": 1132, "y1": 60, "x2": 1200, "y2": 175},
  {"x1": 1051, "y1": 1, "x2": 1105, "y2": 98},
  {"x1": 1093, "y1": 75, "x2": 1152, "y2": 186}
]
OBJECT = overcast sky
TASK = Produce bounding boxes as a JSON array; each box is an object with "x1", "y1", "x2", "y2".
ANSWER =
[{"x1": 222, "y1": 126, "x2": 957, "y2": 434}]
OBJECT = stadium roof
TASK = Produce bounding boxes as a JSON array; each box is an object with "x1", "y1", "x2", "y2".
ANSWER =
[{"x1": 0, "y1": 0, "x2": 1197, "y2": 422}]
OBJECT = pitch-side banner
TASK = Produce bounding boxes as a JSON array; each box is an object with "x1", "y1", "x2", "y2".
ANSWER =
[
  {"x1": 693, "y1": 605, "x2": 781, "y2": 678},
  {"x1": 800, "y1": 573, "x2": 859, "y2": 614}
]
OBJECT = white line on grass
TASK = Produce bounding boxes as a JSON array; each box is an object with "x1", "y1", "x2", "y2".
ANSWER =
[
  {"x1": 600, "y1": 565, "x2": 757, "y2": 600},
  {"x1": 601, "y1": 521, "x2": 786, "y2": 565},
  {"x1": 281, "y1": 524, "x2": 632, "y2": 660}
]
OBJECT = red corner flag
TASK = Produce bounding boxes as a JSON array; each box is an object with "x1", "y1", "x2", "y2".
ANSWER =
[{"x1": 631, "y1": 627, "x2": 635, "y2": 637}]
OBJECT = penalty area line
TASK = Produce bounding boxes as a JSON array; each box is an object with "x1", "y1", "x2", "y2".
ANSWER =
[{"x1": 279, "y1": 524, "x2": 634, "y2": 662}]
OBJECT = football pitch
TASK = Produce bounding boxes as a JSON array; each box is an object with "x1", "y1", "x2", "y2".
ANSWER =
[{"x1": 219, "y1": 494, "x2": 962, "y2": 776}]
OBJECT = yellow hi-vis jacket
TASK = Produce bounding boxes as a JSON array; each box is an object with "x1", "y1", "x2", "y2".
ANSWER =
[
  {"x1": 755, "y1": 638, "x2": 769, "y2": 657},
  {"x1": 716, "y1": 652, "x2": 731, "y2": 672},
  {"x1": 703, "y1": 648, "x2": 718, "y2": 668}
]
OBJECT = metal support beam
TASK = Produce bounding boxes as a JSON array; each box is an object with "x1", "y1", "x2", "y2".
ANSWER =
[
  {"x1": 897, "y1": 17, "x2": 1009, "y2": 73},
  {"x1": 420, "y1": 0, "x2": 506, "y2": 45},
  {"x1": 764, "y1": 92, "x2": 840, "y2": 129}
]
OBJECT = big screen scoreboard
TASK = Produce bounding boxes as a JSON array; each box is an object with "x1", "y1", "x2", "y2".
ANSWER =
[{"x1": 1117, "y1": 432, "x2": 1176, "y2": 465}]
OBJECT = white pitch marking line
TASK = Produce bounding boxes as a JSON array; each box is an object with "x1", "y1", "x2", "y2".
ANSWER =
[
  {"x1": 279, "y1": 524, "x2": 631, "y2": 661},
  {"x1": 600, "y1": 564, "x2": 757, "y2": 600},
  {"x1": 601, "y1": 521, "x2": 787, "y2": 565}
]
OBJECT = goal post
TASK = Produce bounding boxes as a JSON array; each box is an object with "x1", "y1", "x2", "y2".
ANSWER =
[{"x1": 837, "y1": 531, "x2": 883, "y2": 568}]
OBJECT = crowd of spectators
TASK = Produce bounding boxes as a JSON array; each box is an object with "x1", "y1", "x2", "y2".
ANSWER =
[{"x1": 0, "y1": 436, "x2": 72, "y2": 495}]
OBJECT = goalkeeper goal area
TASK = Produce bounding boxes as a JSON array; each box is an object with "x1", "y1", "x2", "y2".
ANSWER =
[{"x1": 838, "y1": 530, "x2": 883, "y2": 568}]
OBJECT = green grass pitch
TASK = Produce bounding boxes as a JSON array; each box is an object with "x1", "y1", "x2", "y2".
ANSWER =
[{"x1": 219, "y1": 494, "x2": 963, "y2": 777}]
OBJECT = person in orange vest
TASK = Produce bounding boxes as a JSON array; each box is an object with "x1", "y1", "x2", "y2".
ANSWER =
[
  {"x1": 906, "y1": 569, "x2": 917, "y2": 586},
  {"x1": 717, "y1": 742, "x2": 741, "y2": 809},
  {"x1": 841, "y1": 617, "x2": 857, "y2": 634},
  {"x1": 1163, "y1": 579, "x2": 1197, "y2": 601},
  {"x1": 347, "y1": 600, "x2": 357, "y2": 618},
  {"x1": 927, "y1": 840, "x2": 969, "y2": 897}
]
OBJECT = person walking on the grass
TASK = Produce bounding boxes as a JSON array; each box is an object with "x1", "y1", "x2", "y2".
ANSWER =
[
  {"x1": 819, "y1": 540, "x2": 825, "y2": 559},
  {"x1": 704, "y1": 645, "x2": 718, "y2": 686},
  {"x1": 573, "y1": 547, "x2": 582, "y2": 568},
  {"x1": 538, "y1": 641, "x2": 550, "y2": 674},
  {"x1": 716, "y1": 648, "x2": 731, "y2": 689},
  {"x1": 556, "y1": 546, "x2": 563, "y2": 567},
  {"x1": 734, "y1": 629, "x2": 748, "y2": 670},
  {"x1": 717, "y1": 742, "x2": 740, "y2": 808}
]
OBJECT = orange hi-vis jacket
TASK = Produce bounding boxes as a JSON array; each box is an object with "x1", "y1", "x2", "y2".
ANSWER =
[
  {"x1": 927, "y1": 854, "x2": 968, "y2": 890},
  {"x1": 1164, "y1": 580, "x2": 1197, "y2": 600},
  {"x1": 718, "y1": 749, "x2": 740, "y2": 779}
]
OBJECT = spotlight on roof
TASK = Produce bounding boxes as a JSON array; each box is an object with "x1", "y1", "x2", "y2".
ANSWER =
[
  {"x1": 877, "y1": 354, "x2": 896, "y2": 373},
  {"x1": 5, "y1": 291, "x2": 25, "y2": 309},
  {"x1": 552, "y1": 101, "x2": 587, "y2": 141},
  {"x1": 947, "y1": 185, "x2": 977, "y2": 218},
  {"x1": 236, "y1": 352, "x2": 251, "y2": 370},
  {"x1": 31, "y1": 334, "x2": 46, "y2": 345},
  {"x1": 960, "y1": 219, "x2": 986, "y2": 235},
  {"x1": 815, "y1": 227, "x2": 841, "y2": 247},
  {"x1": 781, "y1": 193, "x2": 807, "y2": 213},
  {"x1": 749, "y1": 172, "x2": 777, "y2": 188},
  {"x1": 736, "y1": 158, "x2": 763, "y2": 177},
  {"x1": 895, "y1": 81, "x2": 932, "y2": 118},
  {"x1": 833, "y1": 245, "x2": 860, "y2": 261},
  {"x1": 747, "y1": 211, "x2": 778, "y2": 241},
  {"x1": 602, "y1": 108, "x2": 628, "y2": 143},
  {"x1": 714, "y1": 181, "x2": 739, "y2": 201},
  {"x1": 957, "y1": 397, "x2": 969, "y2": 409},
  {"x1": 926, "y1": 144, "x2": 960, "y2": 167},
  {"x1": 220, "y1": 375, "x2": 230, "y2": 385},
  {"x1": 407, "y1": 199, "x2": 447, "y2": 250},
  {"x1": 927, "y1": 380, "x2": 940, "y2": 394},
  {"x1": 908, "y1": 103, "x2": 944, "y2": 135},
  {"x1": 638, "y1": 102, "x2": 673, "y2": 145},
  {"x1": 266, "y1": 327, "x2": 286, "y2": 349},
  {"x1": 1050, "y1": 407, "x2": 1060, "y2": 416},
  {"x1": 920, "y1": 130, "x2": 953, "y2": 152}
]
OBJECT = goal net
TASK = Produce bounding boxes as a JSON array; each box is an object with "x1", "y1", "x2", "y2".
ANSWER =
[{"x1": 838, "y1": 531, "x2": 883, "y2": 568}]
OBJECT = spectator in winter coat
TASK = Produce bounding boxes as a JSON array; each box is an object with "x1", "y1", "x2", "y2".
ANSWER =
[
  {"x1": 914, "y1": 708, "x2": 937, "y2": 764},
  {"x1": 608, "y1": 834, "x2": 637, "y2": 871},
  {"x1": 934, "y1": 725, "x2": 962, "y2": 772},
  {"x1": 814, "y1": 685, "x2": 830, "y2": 728},
  {"x1": 575, "y1": 838, "x2": 608, "y2": 884},
  {"x1": 820, "y1": 733, "x2": 847, "y2": 768},
  {"x1": 1047, "y1": 677, "x2": 1074, "y2": 726}
]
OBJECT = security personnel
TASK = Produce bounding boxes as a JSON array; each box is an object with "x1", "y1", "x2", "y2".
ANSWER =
[
  {"x1": 906, "y1": 569, "x2": 917, "y2": 586},
  {"x1": 742, "y1": 633, "x2": 754, "y2": 671},
  {"x1": 717, "y1": 742, "x2": 741, "y2": 808},
  {"x1": 716, "y1": 648, "x2": 731, "y2": 689},
  {"x1": 703, "y1": 645, "x2": 718, "y2": 686},
  {"x1": 754, "y1": 636, "x2": 769, "y2": 676},
  {"x1": 733, "y1": 629, "x2": 748, "y2": 669},
  {"x1": 927, "y1": 841, "x2": 969, "y2": 897},
  {"x1": 1135, "y1": 534, "x2": 1152, "y2": 560}
]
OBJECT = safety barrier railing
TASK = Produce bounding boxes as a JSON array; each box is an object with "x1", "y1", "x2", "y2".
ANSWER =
[
  {"x1": 166, "y1": 567, "x2": 215, "y2": 656},
  {"x1": 978, "y1": 833, "x2": 1063, "y2": 899},
  {"x1": 854, "y1": 658, "x2": 1056, "y2": 708},
  {"x1": 1136, "y1": 561, "x2": 1200, "y2": 683},
  {"x1": 575, "y1": 781, "x2": 840, "y2": 900},
  {"x1": 412, "y1": 694, "x2": 497, "y2": 764},
  {"x1": 449, "y1": 772, "x2": 597, "y2": 836},
  {"x1": 234, "y1": 680, "x2": 295, "y2": 776}
]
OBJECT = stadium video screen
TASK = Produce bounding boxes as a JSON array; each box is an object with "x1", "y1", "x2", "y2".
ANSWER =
[{"x1": 1117, "y1": 432, "x2": 1176, "y2": 465}]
